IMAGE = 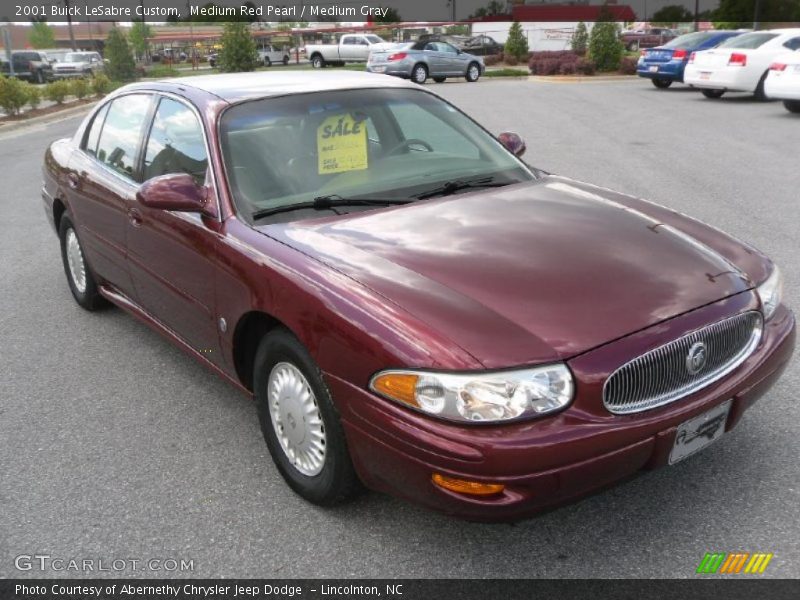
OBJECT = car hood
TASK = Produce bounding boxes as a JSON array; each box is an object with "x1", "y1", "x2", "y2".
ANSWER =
[
  {"x1": 261, "y1": 176, "x2": 752, "y2": 368},
  {"x1": 54, "y1": 62, "x2": 89, "y2": 69}
]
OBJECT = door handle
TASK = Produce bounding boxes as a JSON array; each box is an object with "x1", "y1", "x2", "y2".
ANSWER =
[
  {"x1": 128, "y1": 207, "x2": 143, "y2": 227},
  {"x1": 67, "y1": 172, "x2": 80, "y2": 189}
]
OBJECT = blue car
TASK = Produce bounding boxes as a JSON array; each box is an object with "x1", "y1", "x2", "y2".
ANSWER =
[{"x1": 637, "y1": 30, "x2": 745, "y2": 88}]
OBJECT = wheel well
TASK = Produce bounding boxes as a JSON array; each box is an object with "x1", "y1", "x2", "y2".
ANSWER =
[
  {"x1": 311, "y1": 53, "x2": 322, "y2": 61},
  {"x1": 232, "y1": 311, "x2": 284, "y2": 391},
  {"x1": 53, "y1": 197, "x2": 66, "y2": 231},
  {"x1": 414, "y1": 62, "x2": 427, "y2": 72}
]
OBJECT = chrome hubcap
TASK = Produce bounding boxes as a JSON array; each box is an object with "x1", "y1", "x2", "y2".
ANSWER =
[
  {"x1": 65, "y1": 228, "x2": 87, "y2": 293},
  {"x1": 469, "y1": 66, "x2": 479, "y2": 79},
  {"x1": 415, "y1": 68, "x2": 425, "y2": 82},
  {"x1": 268, "y1": 362, "x2": 326, "y2": 476}
]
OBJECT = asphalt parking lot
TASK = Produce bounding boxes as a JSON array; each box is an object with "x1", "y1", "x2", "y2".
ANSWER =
[{"x1": 0, "y1": 78, "x2": 797, "y2": 579}]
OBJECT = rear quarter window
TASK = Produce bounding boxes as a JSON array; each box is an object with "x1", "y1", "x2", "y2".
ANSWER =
[{"x1": 719, "y1": 33, "x2": 778, "y2": 49}]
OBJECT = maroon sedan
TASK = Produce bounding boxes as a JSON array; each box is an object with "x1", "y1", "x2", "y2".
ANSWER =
[{"x1": 42, "y1": 72, "x2": 794, "y2": 520}]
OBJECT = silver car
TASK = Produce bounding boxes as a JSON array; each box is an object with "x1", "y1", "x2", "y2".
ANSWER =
[
  {"x1": 367, "y1": 41, "x2": 484, "y2": 84},
  {"x1": 52, "y1": 51, "x2": 104, "y2": 78}
]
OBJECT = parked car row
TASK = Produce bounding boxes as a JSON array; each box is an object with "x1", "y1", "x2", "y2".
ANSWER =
[
  {"x1": 1, "y1": 50, "x2": 105, "y2": 83},
  {"x1": 638, "y1": 28, "x2": 800, "y2": 113}
]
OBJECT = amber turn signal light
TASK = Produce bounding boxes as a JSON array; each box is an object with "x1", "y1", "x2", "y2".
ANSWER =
[
  {"x1": 371, "y1": 372, "x2": 419, "y2": 407},
  {"x1": 432, "y1": 473, "x2": 505, "y2": 496}
]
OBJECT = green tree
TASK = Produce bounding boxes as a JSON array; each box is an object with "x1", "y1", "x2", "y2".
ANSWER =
[
  {"x1": 713, "y1": 0, "x2": 800, "y2": 27},
  {"x1": 571, "y1": 21, "x2": 588, "y2": 54},
  {"x1": 105, "y1": 27, "x2": 137, "y2": 82},
  {"x1": 374, "y1": 8, "x2": 401, "y2": 23},
  {"x1": 218, "y1": 21, "x2": 259, "y2": 72},
  {"x1": 652, "y1": 5, "x2": 695, "y2": 24},
  {"x1": 129, "y1": 21, "x2": 153, "y2": 62},
  {"x1": 504, "y1": 21, "x2": 529, "y2": 61},
  {"x1": 28, "y1": 21, "x2": 55, "y2": 49},
  {"x1": 588, "y1": 6, "x2": 623, "y2": 72}
]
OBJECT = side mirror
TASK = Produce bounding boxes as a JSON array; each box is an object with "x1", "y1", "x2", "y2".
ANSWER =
[
  {"x1": 137, "y1": 173, "x2": 210, "y2": 213},
  {"x1": 497, "y1": 131, "x2": 527, "y2": 158}
]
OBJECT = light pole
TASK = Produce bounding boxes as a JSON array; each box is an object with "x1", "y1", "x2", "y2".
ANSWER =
[{"x1": 63, "y1": 0, "x2": 77, "y2": 50}]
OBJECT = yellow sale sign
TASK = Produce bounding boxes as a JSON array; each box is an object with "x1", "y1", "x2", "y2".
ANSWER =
[{"x1": 317, "y1": 114, "x2": 368, "y2": 175}]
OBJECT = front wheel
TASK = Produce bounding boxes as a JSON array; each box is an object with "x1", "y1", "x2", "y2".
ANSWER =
[
  {"x1": 701, "y1": 88, "x2": 725, "y2": 99},
  {"x1": 254, "y1": 329, "x2": 361, "y2": 506},
  {"x1": 59, "y1": 216, "x2": 107, "y2": 311},
  {"x1": 465, "y1": 62, "x2": 481, "y2": 82},
  {"x1": 784, "y1": 100, "x2": 800, "y2": 113},
  {"x1": 627, "y1": 41, "x2": 640, "y2": 52},
  {"x1": 283, "y1": 55, "x2": 290, "y2": 66},
  {"x1": 264, "y1": 57, "x2": 272, "y2": 67},
  {"x1": 651, "y1": 78, "x2": 672, "y2": 89},
  {"x1": 311, "y1": 55, "x2": 325, "y2": 69},
  {"x1": 411, "y1": 64, "x2": 428, "y2": 84}
]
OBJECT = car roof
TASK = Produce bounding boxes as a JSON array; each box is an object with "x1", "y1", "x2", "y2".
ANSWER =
[{"x1": 123, "y1": 71, "x2": 418, "y2": 103}]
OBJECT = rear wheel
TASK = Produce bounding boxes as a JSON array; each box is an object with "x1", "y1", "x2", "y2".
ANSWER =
[
  {"x1": 311, "y1": 54, "x2": 325, "y2": 69},
  {"x1": 651, "y1": 78, "x2": 672, "y2": 89},
  {"x1": 754, "y1": 71, "x2": 769, "y2": 101},
  {"x1": 433, "y1": 76, "x2": 446, "y2": 83},
  {"x1": 59, "y1": 216, "x2": 106, "y2": 311},
  {"x1": 254, "y1": 328, "x2": 361, "y2": 506},
  {"x1": 412, "y1": 63, "x2": 428, "y2": 84},
  {"x1": 784, "y1": 100, "x2": 800, "y2": 113},
  {"x1": 701, "y1": 88, "x2": 725, "y2": 99},
  {"x1": 465, "y1": 62, "x2": 481, "y2": 82}
]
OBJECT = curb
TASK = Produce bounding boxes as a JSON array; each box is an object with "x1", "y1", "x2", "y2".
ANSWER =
[
  {"x1": 528, "y1": 75, "x2": 637, "y2": 83},
  {"x1": 0, "y1": 101, "x2": 97, "y2": 135}
]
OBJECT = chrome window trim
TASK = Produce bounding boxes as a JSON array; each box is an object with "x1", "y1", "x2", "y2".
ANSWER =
[{"x1": 602, "y1": 311, "x2": 763, "y2": 415}]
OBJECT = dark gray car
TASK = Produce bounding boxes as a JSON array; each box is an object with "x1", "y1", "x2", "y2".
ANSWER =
[{"x1": 366, "y1": 41, "x2": 484, "y2": 84}]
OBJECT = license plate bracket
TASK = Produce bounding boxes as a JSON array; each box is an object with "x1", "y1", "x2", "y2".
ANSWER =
[{"x1": 669, "y1": 400, "x2": 731, "y2": 465}]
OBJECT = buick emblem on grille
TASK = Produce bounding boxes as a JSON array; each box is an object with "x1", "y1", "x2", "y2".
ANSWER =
[{"x1": 686, "y1": 341, "x2": 708, "y2": 375}]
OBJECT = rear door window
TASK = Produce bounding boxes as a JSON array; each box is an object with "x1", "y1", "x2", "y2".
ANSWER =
[
  {"x1": 83, "y1": 103, "x2": 110, "y2": 157},
  {"x1": 783, "y1": 37, "x2": 800, "y2": 51}
]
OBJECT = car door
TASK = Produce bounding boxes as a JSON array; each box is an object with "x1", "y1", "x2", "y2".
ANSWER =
[
  {"x1": 65, "y1": 93, "x2": 154, "y2": 299},
  {"x1": 126, "y1": 94, "x2": 222, "y2": 358},
  {"x1": 423, "y1": 42, "x2": 444, "y2": 74},
  {"x1": 438, "y1": 42, "x2": 466, "y2": 75},
  {"x1": 339, "y1": 36, "x2": 358, "y2": 60}
]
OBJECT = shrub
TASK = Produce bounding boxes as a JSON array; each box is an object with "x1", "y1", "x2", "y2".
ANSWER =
[
  {"x1": 504, "y1": 54, "x2": 519, "y2": 66},
  {"x1": 26, "y1": 82, "x2": 42, "y2": 110},
  {"x1": 92, "y1": 73, "x2": 111, "y2": 96},
  {"x1": 44, "y1": 80, "x2": 71, "y2": 104},
  {"x1": 484, "y1": 53, "x2": 502, "y2": 66},
  {"x1": 105, "y1": 27, "x2": 137, "y2": 82},
  {"x1": 575, "y1": 57, "x2": 597, "y2": 75},
  {"x1": 218, "y1": 21, "x2": 259, "y2": 72},
  {"x1": 70, "y1": 77, "x2": 90, "y2": 100},
  {"x1": 618, "y1": 56, "x2": 638, "y2": 75},
  {"x1": 504, "y1": 21, "x2": 529, "y2": 61},
  {"x1": 588, "y1": 20, "x2": 624, "y2": 72},
  {"x1": 571, "y1": 21, "x2": 589, "y2": 55},
  {"x1": 0, "y1": 76, "x2": 30, "y2": 115},
  {"x1": 528, "y1": 51, "x2": 585, "y2": 76}
]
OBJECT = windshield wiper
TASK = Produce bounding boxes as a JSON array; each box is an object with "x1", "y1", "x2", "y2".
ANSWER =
[
  {"x1": 252, "y1": 194, "x2": 414, "y2": 220},
  {"x1": 414, "y1": 176, "x2": 512, "y2": 200}
]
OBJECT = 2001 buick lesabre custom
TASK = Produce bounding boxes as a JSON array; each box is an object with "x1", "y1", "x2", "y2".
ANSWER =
[{"x1": 42, "y1": 72, "x2": 795, "y2": 520}]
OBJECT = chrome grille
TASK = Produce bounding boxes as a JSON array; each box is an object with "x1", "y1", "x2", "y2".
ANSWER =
[{"x1": 603, "y1": 311, "x2": 763, "y2": 414}]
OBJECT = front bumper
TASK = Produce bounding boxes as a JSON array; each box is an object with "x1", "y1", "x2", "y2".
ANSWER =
[{"x1": 329, "y1": 294, "x2": 795, "y2": 521}]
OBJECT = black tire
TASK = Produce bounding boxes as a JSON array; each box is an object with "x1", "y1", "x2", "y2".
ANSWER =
[
  {"x1": 701, "y1": 88, "x2": 725, "y2": 99},
  {"x1": 465, "y1": 62, "x2": 481, "y2": 82},
  {"x1": 311, "y1": 54, "x2": 325, "y2": 69},
  {"x1": 411, "y1": 63, "x2": 428, "y2": 84},
  {"x1": 627, "y1": 41, "x2": 640, "y2": 52},
  {"x1": 59, "y1": 216, "x2": 106, "y2": 311},
  {"x1": 264, "y1": 57, "x2": 272, "y2": 67},
  {"x1": 754, "y1": 71, "x2": 769, "y2": 101},
  {"x1": 651, "y1": 78, "x2": 672, "y2": 89},
  {"x1": 433, "y1": 76, "x2": 446, "y2": 83},
  {"x1": 784, "y1": 100, "x2": 800, "y2": 113},
  {"x1": 253, "y1": 328, "x2": 361, "y2": 506},
  {"x1": 36, "y1": 70, "x2": 44, "y2": 84},
  {"x1": 283, "y1": 55, "x2": 290, "y2": 66}
]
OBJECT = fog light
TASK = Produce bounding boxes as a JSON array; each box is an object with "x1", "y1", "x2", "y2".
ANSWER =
[{"x1": 431, "y1": 473, "x2": 504, "y2": 496}]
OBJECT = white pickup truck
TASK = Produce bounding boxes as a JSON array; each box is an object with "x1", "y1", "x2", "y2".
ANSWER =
[{"x1": 305, "y1": 34, "x2": 393, "y2": 68}]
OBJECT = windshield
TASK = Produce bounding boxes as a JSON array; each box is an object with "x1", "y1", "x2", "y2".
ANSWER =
[
  {"x1": 718, "y1": 32, "x2": 778, "y2": 49},
  {"x1": 220, "y1": 88, "x2": 535, "y2": 223},
  {"x1": 65, "y1": 53, "x2": 91, "y2": 62},
  {"x1": 663, "y1": 32, "x2": 715, "y2": 48}
]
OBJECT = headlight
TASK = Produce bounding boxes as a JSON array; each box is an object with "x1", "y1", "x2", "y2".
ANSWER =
[
  {"x1": 757, "y1": 265, "x2": 783, "y2": 320},
  {"x1": 369, "y1": 364, "x2": 574, "y2": 424}
]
